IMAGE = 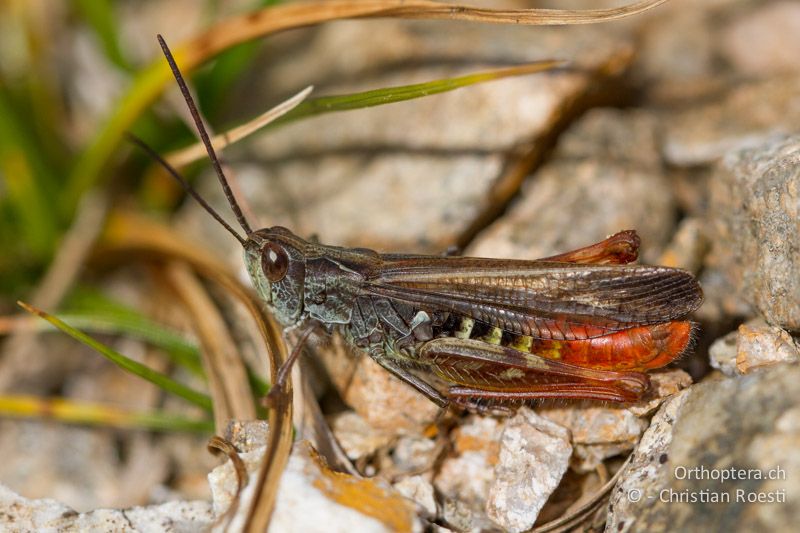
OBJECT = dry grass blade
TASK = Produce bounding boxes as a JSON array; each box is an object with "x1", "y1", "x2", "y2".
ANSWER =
[
  {"x1": 246, "y1": 385, "x2": 293, "y2": 532},
  {"x1": 101, "y1": 211, "x2": 293, "y2": 529},
  {"x1": 165, "y1": 262, "x2": 256, "y2": 431},
  {"x1": 180, "y1": 0, "x2": 669, "y2": 67},
  {"x1": 166, "y1": 86, "x2": 313, "y2": 168},
  {"x1": 355, "y1": 0, "x2": 669, "y2": 24}
]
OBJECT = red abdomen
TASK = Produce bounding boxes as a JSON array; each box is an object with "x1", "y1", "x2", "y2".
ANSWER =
[{"x1": 531, "y1": 321, "x2": 695, "y2": 371}]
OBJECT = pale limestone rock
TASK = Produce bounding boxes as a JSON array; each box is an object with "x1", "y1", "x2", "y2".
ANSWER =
[{"x1": 486, "y1": 408, "x2": 572, "y2": 532}]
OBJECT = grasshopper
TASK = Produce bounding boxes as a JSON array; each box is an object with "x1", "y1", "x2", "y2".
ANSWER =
[{"x1": 136, "y1": 36, "x2": 702, "y2": 413}]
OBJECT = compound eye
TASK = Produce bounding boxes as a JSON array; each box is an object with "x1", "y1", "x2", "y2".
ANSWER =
[{"x1": 261, "y1": 242, "x2": 289, "y2": 282}]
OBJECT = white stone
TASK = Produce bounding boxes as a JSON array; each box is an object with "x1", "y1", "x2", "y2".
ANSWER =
[
  {"x1": 0, "y1": 482, "x2": 213, "y2": 532},
  {"x1": 486, "y1": 408, "x2": 572, "y2": 532},
  {"x1": 393, "y1": 475, "x2": 437, "y2": 517}
]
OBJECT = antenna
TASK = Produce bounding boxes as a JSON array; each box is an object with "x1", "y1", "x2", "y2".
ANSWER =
[
  {"x1": 157, "y1": 34, "x2": 254, "y2": 236},
  {"x1": 127, "y1": 133, "x2": 247, "y2": 245}
]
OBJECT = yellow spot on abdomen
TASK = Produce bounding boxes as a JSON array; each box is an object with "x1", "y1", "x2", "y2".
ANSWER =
[
  {"x1": 510, "y1": 335, "x2": 533, "y2": 352},
  {"x1": 455, "y1": 317, "x2": 475, "y2": 339},
  {"x1": 537, "y1": 341, "x2": 564, "y2": 360},
  {"x1": 481, "y1": 327, "x2": 503, "y2": 345}
]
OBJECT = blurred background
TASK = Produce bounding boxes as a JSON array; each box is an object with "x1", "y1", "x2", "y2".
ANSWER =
[
  {"x1": 0, "y1": 0, "x2": 290, "y2": 510},
  {"x1": 0, "y1": 0, "x2": 281, "y2": 301}
]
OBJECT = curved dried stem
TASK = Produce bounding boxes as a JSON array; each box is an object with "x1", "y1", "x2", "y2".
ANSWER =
[
  {"x1": 178, "y1": 0, "x2": 669, "y2": 69},
  {"x1": 100, "y1": 211, "x2": 293, "y2": 529},
  {"x1": 164, "y1": 262, "x2": 256, "y2": 430},
  {"x1": 208, "y1": 435, "x2": 249, "y2": 530}
]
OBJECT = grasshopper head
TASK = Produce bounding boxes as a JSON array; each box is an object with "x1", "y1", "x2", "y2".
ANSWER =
[{"x1": 244, "y1": 226, "x2": 308, "y2": 326}]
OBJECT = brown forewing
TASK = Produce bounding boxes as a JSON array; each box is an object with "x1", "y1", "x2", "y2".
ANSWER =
[{"x1": 363, "y1": 257, "x2": 703, "y2": 341}]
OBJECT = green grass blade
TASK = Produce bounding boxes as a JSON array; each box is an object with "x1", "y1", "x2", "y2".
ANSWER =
[
  {"x1": 168, "y1": 60, "x2": 563, "y2": 166},
  {"x1": 18, "y1": 301, "x2": 213, "y2": 412},
  {"x1": 25, "y1": 311, "x2": 272, "y2": 397},
  {"x1": 62, "y1": 288, "x2": 270, "y2": 393},
  {"x1": 0, "y1": 394, "x2": 213, "y2": 433},
  {"x1": 274, "y1": 60, "x2": 565, "y2": 126},
  {"x1": 64, "y1": 288, "x2": 205, "y2": 377},
  {"x1": 52, "y1": 311, "x2": 205, "y2": 378}
]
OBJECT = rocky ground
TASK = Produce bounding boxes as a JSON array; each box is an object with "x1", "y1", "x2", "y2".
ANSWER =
[{"x1": 2, "y1": 0, "x2": 799, "y2": 531}]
